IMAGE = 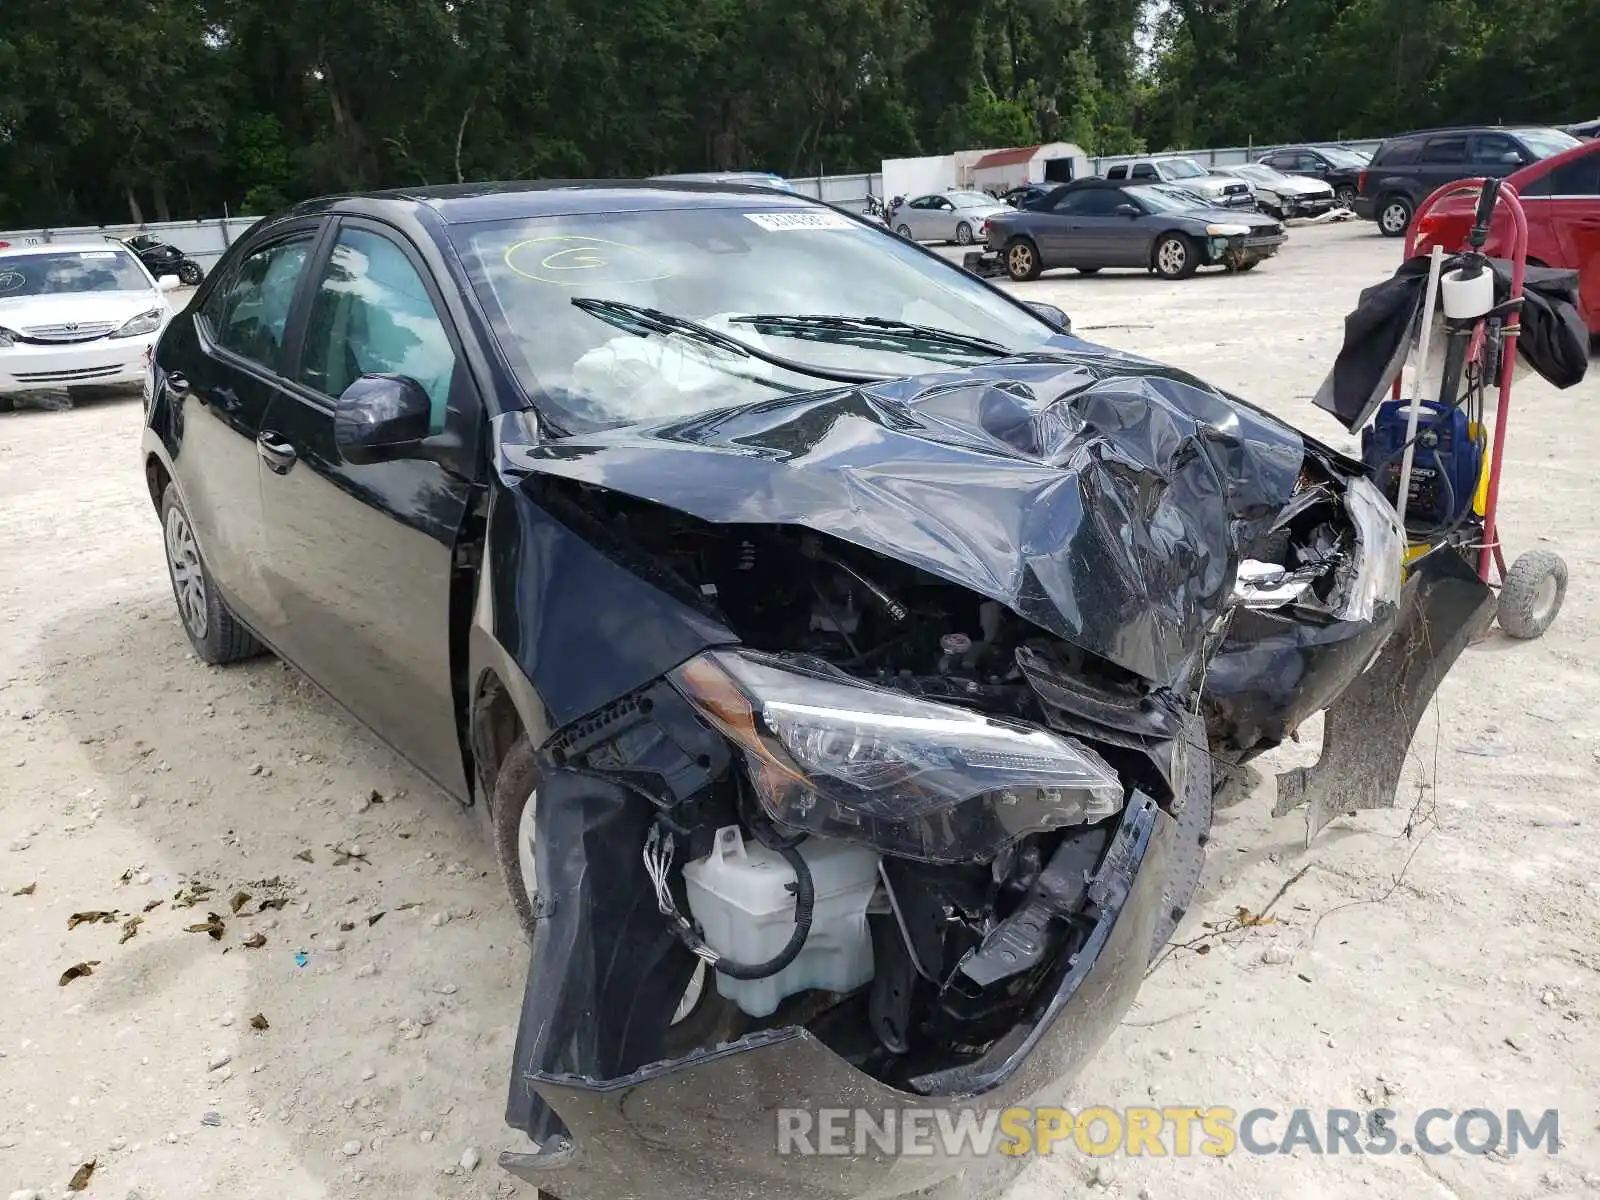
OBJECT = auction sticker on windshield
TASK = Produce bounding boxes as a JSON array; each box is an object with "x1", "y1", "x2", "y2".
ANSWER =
[{"x1": 744, "y1": 211, "x2": 856, "y2": 232}]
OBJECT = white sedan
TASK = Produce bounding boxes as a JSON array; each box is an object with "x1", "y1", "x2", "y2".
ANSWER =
[
  {"x1": 1217, "y1": 164, "x2": 1340, "y2": 219},
  {"x1": 0, "y1": 240, "x2": 181, "y2": 409},
  {"x1": 892, "y1": 191, "x2": 1014, "y2": 245}
]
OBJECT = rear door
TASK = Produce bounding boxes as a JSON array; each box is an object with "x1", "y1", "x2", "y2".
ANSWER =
[
  {"x1": 1525, "y1": 148, "x2": 1600, "y2": 328},
  {"x1": 1415, "y1": 134, "x2": 1471, "y2": 197},
  {"x1": 255, "y1": 218, "x2": 482, "y2": 798},
  {"x1": 175, "y1": 222, "x2": 321, "y2": 628}
]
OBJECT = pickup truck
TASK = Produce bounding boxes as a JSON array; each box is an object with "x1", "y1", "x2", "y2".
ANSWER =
[{"x1": 1103, "y1": 156, "x2": 1257, "y2": 208}]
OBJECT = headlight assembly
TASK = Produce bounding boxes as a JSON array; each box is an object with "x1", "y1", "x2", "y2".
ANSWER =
[
  {"x1": 110, "y1": 308, "x2": 165, "y2": 339},
  {"x1": 1205, "y1": 223, "x2": 1250, "y2": 237},
  {"x1": 1336, "y1": 475, "x2": 1405, "y2": 622},
  {"x1": 671, "y1": 649, "x2": 1124, "y2": 863}
]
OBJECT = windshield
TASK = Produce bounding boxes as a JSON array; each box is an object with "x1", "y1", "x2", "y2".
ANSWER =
[
  {"x1": 453, "y1": 205, "x2": 1060, "y2": 431},
  {"x1": 1320, "y1": 147, "x2": 1367, "y2": 167},
  {"x1": 1232, "y1": 165, "x2": 1283, "y2": 184},
  {"x1": 1515, "y1": 128, "x2": 1582, "y2": 160},
  {"x1": 0, "y1": 250, "x2": 151, "y2": 297},
  {"x1": 1128, "y1": 185, "x2": 1206, "y2": 214},
  {"x1": 948, "y1": 191, "x2": 996, "y2": 209},
  {"x1": 1161, "y1": 159, "x2": 1209, "y2": 179}
]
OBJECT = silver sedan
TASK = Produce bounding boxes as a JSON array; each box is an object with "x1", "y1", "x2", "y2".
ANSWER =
[{"x1": 893, "y1": 191, "x2": 1014, "y2": 245}]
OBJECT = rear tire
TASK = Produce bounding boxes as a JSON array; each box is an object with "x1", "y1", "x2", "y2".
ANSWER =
[
  {"x1": 1004, "y1": 238, "x2": 1041, "y2": 281},
  {"x1": 159, "y1": 483, "x2": 265, "y2": 664},
  {"x1": 1335, "y1": 185, "x2": 1357, "y2": 209},
  {"x1": 1497, "y1": 550, "x2": 1567, "y2": 639},
  {"x1": 1378, "y1": 195, "x2": 1413, "y2": 238},
  {"x1": 0, "y1": 396, "x2": 13, "y2": 414},
  {"x1": 1153, "y1": 234, "x2": 1199, "y2": 279}
]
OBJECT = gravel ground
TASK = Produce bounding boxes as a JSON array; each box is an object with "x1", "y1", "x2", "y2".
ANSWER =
[{"x1": 3, "y1": 220, "x2": 1599, "y2": 1200}]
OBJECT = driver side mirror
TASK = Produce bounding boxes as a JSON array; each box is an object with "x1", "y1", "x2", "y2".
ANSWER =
[
  {"x1": 1116, "y1": 203, "x2": 1141, "y2": 217},
  {"x1": 157, "y1": 275, "x2": 181, "y2": 291},
  {"x1": 1025, "y1": 302, "x2": 1072, "y2": 335},
  {"x1": 334, "y1": 373, "x2": 434, "y2": 466}
]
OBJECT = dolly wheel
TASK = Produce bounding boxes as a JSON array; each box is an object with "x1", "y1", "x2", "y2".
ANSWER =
[{"x1": 1498, "y1": 550, "x2": 1567, "y2": 639}]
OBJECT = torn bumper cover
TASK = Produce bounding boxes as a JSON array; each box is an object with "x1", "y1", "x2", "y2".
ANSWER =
[{"x1": 502, "y1": 792, "x2": 1171, "y2": 1200}]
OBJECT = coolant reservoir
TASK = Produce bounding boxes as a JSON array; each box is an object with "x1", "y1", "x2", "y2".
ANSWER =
[{"x1": 683, "y1": 826, "x2": 880, "y2": 1018}]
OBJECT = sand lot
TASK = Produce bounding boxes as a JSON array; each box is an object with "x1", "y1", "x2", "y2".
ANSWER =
[{"x1": 2, "y1": 219, "x2": 1599, "y2": 1200}]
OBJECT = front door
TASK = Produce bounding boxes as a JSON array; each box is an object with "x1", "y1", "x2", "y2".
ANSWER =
[
  {"x1": 256, "y1": 219, "x2": 481, "y2": 798},
  {"x1": 1536, "y1": 148, "x2": 1600, "y2": 330},
  {"x1": 175, "y1": 224, "x2": 321, "y2": 628}
]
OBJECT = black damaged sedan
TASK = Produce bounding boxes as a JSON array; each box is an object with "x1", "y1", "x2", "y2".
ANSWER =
[{"x1": 140, "y1": 181, "x2": 1484, "y2": 1200}]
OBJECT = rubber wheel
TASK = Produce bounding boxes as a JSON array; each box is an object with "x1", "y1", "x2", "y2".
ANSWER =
[
  {"x1": 0, "y1": 396, "x2": 13, "y2": 414},
  {"x1": 1005, "y1": 238, "x2": 1041, "y2": 281},
  {"x1": 1076, "y1": 267, "x2": 1101, "y2": 275},
  {"x1": 895, "y1": 224, "x2": 913, "y2": 239},
  {"x1": 1335, "y1": 185, "x2": 1357, "y2": 209},
  {"x1": 1150, "y1": 716, "x2": 1215, "y2": 961},
  {"x1": 178, "y1": 261, "x2": 203, "y2": 285},
  {"x1": 955, "y1": 221, "x2": 974, "y2": 245},
  {"x1": 159, "y1": 483, "x2": 265, "y2": 664},
  {"x1": 1153, "y1": 234, "x2": 1199, "y2": 279},
  {"x1": 1378, "y1": 196, "x2": 1413, "y2": 238},
  {"x1": 1497, "y1": 550, "x2": 1567, "y2": 639},
  {"x1": 490, "y1": 737, "x2": 741, "y2": 1056}
]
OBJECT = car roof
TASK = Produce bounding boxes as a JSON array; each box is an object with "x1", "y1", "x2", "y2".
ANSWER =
[
  {"x1": 1387, "y1": 125, "x2": 1562, "y2": 138},
  {"x1": 0, "y1": 238, "x2": 133, "y2": 257},
  {"x1": 276, "y1": 180, "x2": 830, "y2": 227}
]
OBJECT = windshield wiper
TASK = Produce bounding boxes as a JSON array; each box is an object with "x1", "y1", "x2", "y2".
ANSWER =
[
  {"x1": 569, "y1": 297, "x2": 890, "y2": 385},
  {"x1": 728, "y1": 313, "x2": 1010, "y2": 359}
]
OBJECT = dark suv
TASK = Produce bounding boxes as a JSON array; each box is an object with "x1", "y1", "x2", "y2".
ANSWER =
[
  {"x1": 1355, "y1": 125, "x2": 1583, "y2": 236},
  {"x1": 1255, "y1": 145, "x2": 1369, "y2": 209}
]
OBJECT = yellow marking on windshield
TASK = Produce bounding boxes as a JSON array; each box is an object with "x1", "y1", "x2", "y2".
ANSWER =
[{"x1": 502, "y1": 235, "x2": 672, "y2": 286}]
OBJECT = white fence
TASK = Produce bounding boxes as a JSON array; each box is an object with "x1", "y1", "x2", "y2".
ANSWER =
[{"x1": 0, "y1": 216, "x2": 262, "y2": 270}]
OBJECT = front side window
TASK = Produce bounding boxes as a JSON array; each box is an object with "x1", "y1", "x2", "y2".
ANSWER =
[
  {"x1": 1106, "y1": 165, "x2": 1129, "y2": 180},
  {"x1": 1062, "y1": 189, "x2": 1128, "y2": 216},
  {"x1": 451, "y1": 204, "x2": 1061, "y2": 431},
  {"x1": 297, "y1": 227, "x2": 457, "y2": 433},
  {"x1": 1523, "y1": 152, "x2": 1600, "y2": 197},
  {"x1": 1419, "y1": 136, "x2": 1468, "y2": 164},
  {"x1": 207, "y1": 235, "x2": 313, "y2": 373},
  {"x1": 1471, "y1": 133, "x2": 1522, "y2": 165},
  {"x1": 0, "y1": 249, "x2": 151, "y2": 298},
  {"x1": 1130, "y1": 164, "x2": 1158, "y2": 180}
]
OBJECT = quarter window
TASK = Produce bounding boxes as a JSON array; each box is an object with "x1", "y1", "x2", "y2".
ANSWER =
[
  {"x1": 296, "y1": 227, "x2": 458, "y2": 434},
  {"x1": 207, "y1": 235, "x2": 314, "y2": 373}
]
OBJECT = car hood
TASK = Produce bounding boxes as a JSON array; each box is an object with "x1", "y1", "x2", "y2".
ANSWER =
[
  {"x1": 1185, "y1": 208, "x2": 1282, "y2": 229},
  {"x1": 1187, "y1": 175, "x2": 1249, "y2": 192},
  {"x1": 0, "y1": 290, "x2": 164, "y2": 330},
  {"x1": 956, "y1": 204, "x2": 1012, "y2": 219},
  {"x1": 494, "y1": 348, "x2": 1312, "y2": 689},
  {"x1": 1274, "y1": 176, "x2": 1335, "y2": 197}
]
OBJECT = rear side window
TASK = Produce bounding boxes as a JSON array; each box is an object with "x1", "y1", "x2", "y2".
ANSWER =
[
  {"x1": 1375, "y1": 137, "x2": 1422, "y2": 166},
  {"x1": 1418, "y1": 135, "x2": 1469, "y2": 164},
  {"x1": 1131, "y1": 163, "x2": 1159, "y2": 180},
  {"x1": 296, "y1": 226, "x2": 458, "y2": 433},
  {"x1": 1106, "y1": 164, "x2": 1128, "y2": 180},
  {"x1": 207, "y1": 234, "x2": 314, "y2": 373}
]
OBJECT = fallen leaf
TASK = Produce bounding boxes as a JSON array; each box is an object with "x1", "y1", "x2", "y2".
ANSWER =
[
  {"x1": 12, "y1": 882, "x2": 36, "y2": 896},
  {"x1": 142, "y1": 899, "x2": 164, "y2": 913},
  {"x1": 59, "y1": 961, "x2": 100, "y2": 986},
  {"x1": 249, "y1": 1012, "x2": 269, "y2": 1031},
  {"x1": 1235, "y1": 906, "x2": 1278, "y2": 928},
  {"x1": 242, "y1": 932, "x2": 267, "y2": 949},
  {"x1": 293, "y1": 849, "x2": 315, "y2": 864},
  {"x1": 119, "y1": 916, "x2": 144, "y2": 944},
  {"x1": 67, "y1": 1159, "x2": 96, "y2": 1191},
  {"x1": 368, "y1": 789, "x2": 385, "y2": 804},
  {"x1": 338, "y1": 920, "x2": 355, "y2": 932},
  {"x1": 229, "y1": 890, "x2": 253, "y2": 914},
  {"x1": 330, "y1": 845, "x2": 369, "y2": 867},
  {"x1": 256, "y1": 897, "x2": 289, "y2": 913},
  {"x1": 118, "y1": 869, "x2": 133, "y2": 884},
  {"x1": 185, "y1": 912, "x2": 225, "y2": 940},
  {"x1": 366, "y1": 911, "x2": 386, "y2": 927},
  {"x1": 67, "y1": 911, "x2": 118, "y2": 930},
  {"x1": 173, "y1": 883, "x2": 214, "y2": 908},
  {"x1": 1195, "y1": 944, "x2": 1212, "y2": 956},
  {"x1": 395, "y1": 902, "x2": 421, "y2": 912}
]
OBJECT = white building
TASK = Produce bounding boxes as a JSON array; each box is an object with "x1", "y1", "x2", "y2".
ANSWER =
[{"x1": 882, "y1": 142, "x2": 1089, "y2": 200}]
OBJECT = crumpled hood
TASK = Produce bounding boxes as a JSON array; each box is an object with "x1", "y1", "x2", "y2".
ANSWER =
[{"x1": 495, "y1": 350, "x2": 1311, "y2": 688}]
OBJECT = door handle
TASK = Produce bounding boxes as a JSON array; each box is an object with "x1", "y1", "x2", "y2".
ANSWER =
[{"x1": 257, "y1": 430, "x2": 298, "y2": 474}]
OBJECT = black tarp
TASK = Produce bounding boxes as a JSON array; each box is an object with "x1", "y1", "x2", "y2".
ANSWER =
[{"x1": 1314, "y1": 255, "x2": 1589, "y2": 433}]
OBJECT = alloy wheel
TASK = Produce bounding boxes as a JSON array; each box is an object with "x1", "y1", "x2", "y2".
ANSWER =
[
  {"x1": 1157, "y1": 239, "x2": 1187, "y2": 276},
  {"x1": 516, "y1": 788, "x2": 706, "y2": 1026},
  {"x1": 1007, "y1": 244, "x2": 1033, "y2": 277},
  {"x1": 1381, "y1": 202, "x2": 1410, "y2": 235},
  {"x1": 163, "y1": 505, "x2": 208, "y2": 639}
]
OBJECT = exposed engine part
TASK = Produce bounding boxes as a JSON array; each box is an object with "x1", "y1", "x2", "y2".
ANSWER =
[{"x1": 799, "y1": 534, "x2": 908, "y2": 622}]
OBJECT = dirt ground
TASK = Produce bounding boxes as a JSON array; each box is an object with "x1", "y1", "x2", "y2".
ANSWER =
[{"x1": 3, "y1": 219, "x2": 1599, "y2": 1200}]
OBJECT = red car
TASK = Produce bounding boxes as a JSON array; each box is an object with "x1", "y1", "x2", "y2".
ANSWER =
[{"x1": 1412, "y1": 137, "x2": 1600, "y2": 332}]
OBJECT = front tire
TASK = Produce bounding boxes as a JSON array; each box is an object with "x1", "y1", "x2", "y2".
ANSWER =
[
  {"x1": 490, "y1": 737, "x2": 734, "y2": 1053},
  {"x1": 954, "y1": 221, "x2": 975, "y2": 245},
  {"x1": 895, "y1": 224, "x2": 913, "y2": 240},
  {"x1": 159, "y1": 483, "x2": 264, "y2": 664},
  {"x1": 1378, "y1": 196, "x2": 1413, "y2": 238},
  {"x1": 1153, "y1": 234, "x2": 1199, "y2": 279},
  {"x1": 1004, "y1": 238, "x2": 1041, "y2": 281},
  {"x1": 177, "y1": 260, "x2": 204, "y2": 285},
  {"x1": 1335, "y1": 184, "x2": 1358, "y2": 209}
]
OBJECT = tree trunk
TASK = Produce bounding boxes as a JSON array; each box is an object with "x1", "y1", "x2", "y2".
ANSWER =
[
  {"x1": 126, "y1": 187, "x2": 146, "y2": 225},
  {"x1": 152, "y1": 181, "x2": 172, "y2": 223}
]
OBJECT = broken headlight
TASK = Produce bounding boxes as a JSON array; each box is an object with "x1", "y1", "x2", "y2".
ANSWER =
[
  {"x1": 1335, "y1": 476, "x2": 1404, "y2": 623},
  {"x1": 671, "y1": 649, "x2": 1123, "y2": 863}
]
